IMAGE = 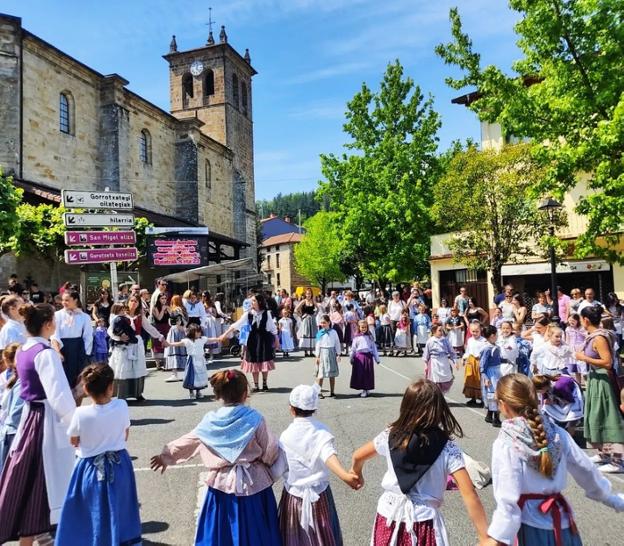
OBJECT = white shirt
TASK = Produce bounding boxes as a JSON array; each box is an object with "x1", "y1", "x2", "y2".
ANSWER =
[
  {"x1": 230, "y1": 310, "x2": 278, "y2": 335},
  {"x1": 496, "y1": 334, "x2": 519, "y2": 362},
  {"x1": 67, "y1": 398, "x2": 130, "y2": 459},
  {"x1": 0, "y1": 318, "x2": 27, "y2": 350},
  {"x1": 530, "y1": 343, "x2": 574, "y2": 374},
  {"x1": 278, "y1": 317, "x2": 292, "y2": 333},
  {"x1": 182, "y1": 337, "x2": 209, "y2": 360},
  {"x1": 183, "y1": 299, "x2": 207, "y2": 322},
  {"x1": 374, "y1": 429, "x2": 464, "y2": 546},
  {"x1": 52, "y1": 308, "x2": 93, "y2": 355},
  {"x1": 464, "y1": 336, "x2": 487, "y2": 358},
  {"x1": 315, "y1": 329, "x2": 341, "y2": 357},
  {"x1": 498, "y1": 301, "x2": 515, "y2": 320},
  {"x1": 578, "y1": 299, "x2": 603, "y2": 313},
  {"x1": 488, "y1": 423, "x2": 624, "y2": 545},
  {"x1": 388, "y1": 300, "x2": 406, "y2": 321}
]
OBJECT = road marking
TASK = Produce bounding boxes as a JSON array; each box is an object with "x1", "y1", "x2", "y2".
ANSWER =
[{"x1": 378, "y1": 363, "x2": 624, "y2": 485}]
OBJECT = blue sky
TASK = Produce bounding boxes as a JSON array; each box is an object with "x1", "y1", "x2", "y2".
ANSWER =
[{"x1": 4, "y1": 0, "x2": 521, "y2": 200}]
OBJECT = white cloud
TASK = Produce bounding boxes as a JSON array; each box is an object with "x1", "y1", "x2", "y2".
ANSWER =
[
  {"x1": 288, "y1": 100, "x2": 346, "y2": 120},
  {"x1": 284, "y1": 61, "x2": 370, "y2": 84}
]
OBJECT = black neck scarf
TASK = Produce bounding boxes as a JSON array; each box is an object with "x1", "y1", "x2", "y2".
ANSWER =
[{"x1": 389, "y1": 428, "x2": 448, "y2": 494}]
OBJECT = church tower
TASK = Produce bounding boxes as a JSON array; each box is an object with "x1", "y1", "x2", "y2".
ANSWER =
[{"x1": 163, "y1": 25, "x2": 257, "y2": 255}]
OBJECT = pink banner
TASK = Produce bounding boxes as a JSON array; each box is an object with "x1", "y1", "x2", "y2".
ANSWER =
[{"x1": 64, "y1": 230, "x2": 136, "y2": 246}]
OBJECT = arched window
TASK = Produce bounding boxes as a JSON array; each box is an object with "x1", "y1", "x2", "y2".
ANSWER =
[
  {"x1": 241, "y1": 82, "x2": 248, "y2": 116},
  {"x1": 139, "y1": 129, "x2": 152, "y2": 165},
  {"x1": 59, "y1": 91, "x2": 73, "y2": 134},
  {"x1": 205, "y1": 159, "x2": 212, "y2": 195},
  {"x1": 204, "y1": 69, "x2": 214, "y2": 96},
  {"x1": 182, "y1": 72, "x2": 194, "y2": 101},
  {"x1": 232, "y1": 73, "x2": 239, "y2": 108}
]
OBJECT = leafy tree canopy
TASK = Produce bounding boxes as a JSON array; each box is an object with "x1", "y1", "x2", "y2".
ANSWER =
[
  {"x1": 436, "y1": 1, "x2": 624, "y2": 263},
  {"x1": 0, "y1": 168, "x2": 23, "y2": 255},
  {"x1": 256, "y1": 191, "x2": 321, "y2": 222},
  {"x1": 293, "y1": 211, "x2": 345, "y2": 292},
  {"x1": 319, "y1": 60, "x2": 441, "y2": 285}
]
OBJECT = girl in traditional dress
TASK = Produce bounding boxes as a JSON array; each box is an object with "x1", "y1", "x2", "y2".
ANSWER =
[
  {"x1": 497, "y1": 320, "x2": 519, "y2": 376},
  {"x1": 183, "y1": 290, "x2": 207, "y2": 326},
  {"x1": 463, "y1": 321, "x2": 487, "y2": 407},
  {"x1": 329, "y1": 303, "x2": 345, "y2": 355},
  {"x1": 108, "y1": 297, "x2": 165, "y2": 401},
  {"x1": 150, "y1": 292, "x2": 170, "y2": 370},
  {"x1": 343, "y1": 304, "x2": 359, "y2": 352},
  {"x1": 350, "y1": 320, "x2": 380, "y2": 398},
  {"x1": 378, "y1": 304, "x2": 393, "y2": 355},
  {"x1": 565, "y1": 313, "x2": 587, "y2": 385},
  {"x1": 167, "y1": 324, "x2": 210, "y2": 399},
  {"x1": 51, "y1": 290, "x2": 93, "y2": 389},
  {"x1": 393, "y1": 310, "x2": 411, "y2": 357},
  {"x1": 278, "y1": 308, "x2": 295, "y2": 358},
  {"x1": 295, "y1": 289, "x2": 321, "y2": 357},
  {"x1": 0, "y1": 304, "x2": 76, "y2": 545},
  {"x1": 221, "y1": 294, "x2": 277, "y2": 392},
  {"x1": 436, "y1": 298, "x2": 451, "y2": 324},
  {"x1": 351, "y1": 379, "x2": 488, "y2": 546},
  {"x1": 480, "y1": 325, "x2": 504, "y2": 428},
  {"x1": 575, "y1": 306, "x2": 624, "y2": 473},
  {"x1": 522, "y1": 315, "x2": 549, "y2": 352},
  {"x1": 277, "y1": 383, "x2": 360, "y2": 546},
  {"x1": 164, "y1": 295, "x2": 188, "y2": 383},
  {"x1": 315, "y1": 315, "x2": 341, "y2": 398},
  {"x1": 531, "y1": 325, "x2": 574, "y2": 376},
  {"x1": 482, "y1": 374, "x2": 624, "y2": 546},
  {"x1": 413, "y1": 304, "x2": 432, "y2": 357},
  {"x1": 55, "y1": 364, "x2": 141, "y2": 545},
  {"x1": 423, "y1": 324, "x2": 455, "y2": 393},
  {"x1": 201, "y1": 291, "x2": 220, "y2": 361},
  {"x1": 0, "y1": 343, "x2": 24, "y2": 474},
  {"x1": 533, "y1": 374, "x2": 584, "y2": 437},
  {"x1": 150, "y1": 370, "x2": 281, "y2": 546},
  {"x1": 0, "y1": 295, "x2": 27, "y2": 353},
  {"x1": 445, "y1": 306, "x2": 465, "y2": 359}
]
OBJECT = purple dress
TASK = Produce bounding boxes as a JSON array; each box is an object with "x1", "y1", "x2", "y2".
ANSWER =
[{"x1": 350, "y1": 334, "x2": 379, "y2": 391}]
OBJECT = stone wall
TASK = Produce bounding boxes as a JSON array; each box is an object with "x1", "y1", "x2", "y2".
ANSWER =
[{"x1": 0, "y1": 15, "x2": 21, "y2": 176}]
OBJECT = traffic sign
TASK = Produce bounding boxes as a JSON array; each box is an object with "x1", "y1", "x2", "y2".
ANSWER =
[
  {"x1": 62, "y1": 190, "x2": 133, "y2": 210},
  {"x1": 64, "y1": 230, "x2": 136, "y2": 246},
  {"x1": 64, "y1": 247, "x2": 138, "y2": 264},
  {"x1": 63, "y1": 213, "x2": 134, "y2": 227}
]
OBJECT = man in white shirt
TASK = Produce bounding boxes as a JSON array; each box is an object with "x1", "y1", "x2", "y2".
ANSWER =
[{"x1": 578, "y1": 288, "x2": 603, "y2": 314}]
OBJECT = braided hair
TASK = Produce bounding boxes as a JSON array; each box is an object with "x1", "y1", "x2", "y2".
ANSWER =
[{"x1": 496, "y1": 373, "x2": 554, "y2": 477}]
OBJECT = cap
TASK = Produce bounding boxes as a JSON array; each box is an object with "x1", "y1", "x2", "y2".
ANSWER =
[{"x1": 289, "y1": 383, "x2": 321, "y2": 411}]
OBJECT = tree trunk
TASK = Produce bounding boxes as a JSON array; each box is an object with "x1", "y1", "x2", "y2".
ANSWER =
[{"x1": 490, "y1": 265, "x2": 502, "y2": 304}]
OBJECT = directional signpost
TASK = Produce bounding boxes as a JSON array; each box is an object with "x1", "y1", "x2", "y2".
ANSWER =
[{"x1": 62, "y1": 189, "x2": 137, "y2": 298}]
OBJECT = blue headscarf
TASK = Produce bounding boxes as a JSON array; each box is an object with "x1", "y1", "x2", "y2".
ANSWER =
[{"x1": 194, "y1": 405, "x2": 262, "y2": 463}]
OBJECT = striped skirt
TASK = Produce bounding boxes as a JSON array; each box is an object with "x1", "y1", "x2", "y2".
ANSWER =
[
  {"x1": 373, "y1": 514, "x2": 436, "y2": 546},
  {"x1": 278, "y1": 486, "x2": 342, "y2": 546},
  {"x1": 0, "y1": 404, "x2": 50, "y2": 542}
]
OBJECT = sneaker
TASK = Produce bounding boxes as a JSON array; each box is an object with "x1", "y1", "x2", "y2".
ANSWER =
[
  {"x1": 598, "y1": 462, "x2": 624, "y2": 474},
  {"x1": 165, "y1": 374, "x2": 180, "y2": 383},
  {"x1": 589, "y1": 454, "x2": 611, "y2": 465},
  {"x1": 360, "y1": 390, "x2": 368, "y2": 398}
]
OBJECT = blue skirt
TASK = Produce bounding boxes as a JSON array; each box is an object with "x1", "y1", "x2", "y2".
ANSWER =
[
  {"x1": 517, "y1": 523, "x2": 582, "y2": 546},
  {"x1": 196, "y1": 486, "x2": 281, "y2": 546},
  {"x1": 55, "y1": 449, "x2": 141, "y2": 546}
]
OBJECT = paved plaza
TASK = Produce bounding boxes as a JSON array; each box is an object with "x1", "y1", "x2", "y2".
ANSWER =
[{"x1": 128, "y1": 352, "x2": 624, "y2": 546}]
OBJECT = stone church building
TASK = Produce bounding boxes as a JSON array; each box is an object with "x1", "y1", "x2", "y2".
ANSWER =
[{"x1": 0, "y1": 13, "x2": 257, "y2": 288}]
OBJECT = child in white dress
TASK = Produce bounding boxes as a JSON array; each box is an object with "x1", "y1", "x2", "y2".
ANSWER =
[
  {"x1": 530, "y1": 326, "x2": 574, "y2": 376},
  {"x1": 167, "y1": 324, "x2": 209, "y2": 399},
  {"x1": 483, "y1": 374, "x2": 624, "y2": 546},
  {"x1": 423, "y1": 325, "x2": 455, "y2": 393},
  {"x1": 351, "y1": 379, "x2": 488, "y2": 546},
  {"x1": 315, "y1": 315, "x2": 342, "y2": 398},
  {"x1": 278, "y1": 309, "x2": 295, "y2": 357}
]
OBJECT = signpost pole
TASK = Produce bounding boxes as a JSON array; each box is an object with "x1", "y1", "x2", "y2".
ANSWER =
[{"x1": 110, "y1": 261, "x2": 119, "y2": 301}]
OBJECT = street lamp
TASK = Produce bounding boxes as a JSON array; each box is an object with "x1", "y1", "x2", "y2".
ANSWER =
[{"x1": 538, "y1": 197, "x2": 563, "y2": 323}]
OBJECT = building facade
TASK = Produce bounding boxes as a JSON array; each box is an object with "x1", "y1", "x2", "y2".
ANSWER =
[
  {"x1": 260, "y1": 232, "x2": 310, "y2": 296},
  {"x1": 429, "y1": 96, "x2": 624, "y2": 308},
  {"x1": 0, "y1": 13, "x2": 257, "y2": 289}
]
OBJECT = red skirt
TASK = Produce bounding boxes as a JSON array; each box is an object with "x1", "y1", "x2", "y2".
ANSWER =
[{"x1": 373, "y1": 513, "x2": 436, "y2": 546}]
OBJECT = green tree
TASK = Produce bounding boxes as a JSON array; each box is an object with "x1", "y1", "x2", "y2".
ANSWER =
[
  {"x1": 436, "y1": 2, "x2": 624, "y2": 263},
  {"x1": 256, "y1": 191, "x2": 322, "y2": 222},
  {"x1": 433, "y1": 144, "x2": 562, "y2": 295},
  {"x1": 0, "y1": 168, "x2": 23, "y2": 256},
  {"x1": 293, "y1": 212, "x2": 345, "y2": 293},
  {"x1": 319, "y1": 61, "x2": 441, "y2": 286},
  {"x1": 13, "y1": 203, "x2": 66, "y2": 261}
]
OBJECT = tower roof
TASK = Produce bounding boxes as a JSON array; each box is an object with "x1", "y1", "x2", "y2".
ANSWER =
[{"x1": 163, "y1": 41, "x2": 257, "y2": 76}]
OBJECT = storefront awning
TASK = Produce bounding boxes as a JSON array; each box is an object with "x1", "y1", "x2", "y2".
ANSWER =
[
  {"x1": 161, "y1": 257, "x2": 255, "y2": 283},
  {"x1": 501, "y1": 260, "x2": 610, "y2": 276}
]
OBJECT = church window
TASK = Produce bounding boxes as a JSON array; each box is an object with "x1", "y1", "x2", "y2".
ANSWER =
[
  {"x1": 276, "y1": 253, "x2": 280, "y2": 268},
  {"x1": 205, "y1": 159, "x2": 212, "y2": 195},
  {"x1": 182, "y1": 72, "x2": 194, "y2": 102},
  {"x1": 204, "y1": 69, "x2": 215, "y2": 96},
  {"x1": 241, "y1": 82, "x2": 248, "y2": 116},
  {"x1": 139, "y1": 129, "x2": 152, "y2": 165},
  {"x1": 59, "y1": 92, "x2": 73, "y2": 134},
  {"x1": 232, "y1": 73, "x2": 239, "y2": 108}
]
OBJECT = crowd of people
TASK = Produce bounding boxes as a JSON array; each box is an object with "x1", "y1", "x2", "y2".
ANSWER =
[{"x1": 0, "y1": 274, "x2": 623, "y2": 545}]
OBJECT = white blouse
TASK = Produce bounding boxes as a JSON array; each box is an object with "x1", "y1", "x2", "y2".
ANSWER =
[
  {"x1": 496, "y1": 334, "x2": 519, "y2": 362},
  {"x1": 315, "y1": 329, "x2": 341, "y2": 356},
  {"x1": 52, "y1": 309, "x2": 93, "y2": 355},
  {"x1": 464, "y1": 336, "x2": 487, "y2": 358},
  {"x1": 488, "y1": 424, "x2": 624, "y2": 545},
  {"x1": 0, "y1": 318, "x2": 27, "y2": 350},
  {"x1": 530, "y1": 343, "x2": 574, "y2": 374},
  {"x1": 230, "y1": 310, "x2": 277, "y2": 335},
  {"x1": 388, "y1": 300, "x2": 406, "y2": 321},
  {"x1": 183, "y1": 299, "x2": 207, "y2": 321},
  {"x1": 182, "y1": 337, "x2": 209, "y2": 360}
]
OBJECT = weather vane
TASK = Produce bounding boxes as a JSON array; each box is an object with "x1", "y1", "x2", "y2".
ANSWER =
[{"x1": 206, "y1": 7, "x2": 215, "y2": 45}]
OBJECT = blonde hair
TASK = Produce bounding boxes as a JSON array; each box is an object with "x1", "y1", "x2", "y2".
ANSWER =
[
  {"x1": 546, "y1": 324, "x2": 562, "y2": 341},
  {"x1": 496, "y1": 374, "x2": 553, "y2": 477}
]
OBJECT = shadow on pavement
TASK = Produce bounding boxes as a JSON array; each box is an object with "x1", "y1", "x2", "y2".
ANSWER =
[
  {"x1": 142, "y1": 520, "x2": 169, "y2": 535},
  {"x1": 131, "y1": 418, "x2": 175, "y2": 427}
]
